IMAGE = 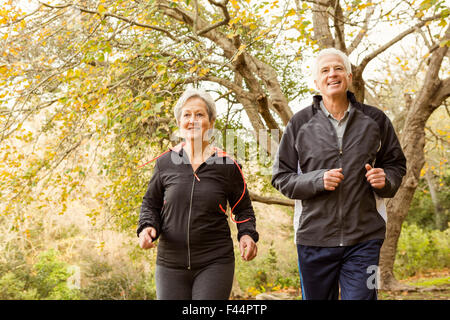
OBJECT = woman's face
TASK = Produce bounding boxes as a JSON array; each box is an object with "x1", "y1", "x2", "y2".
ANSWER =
[{"x1": 179, "y1": 97, "x2": 214, "y2": 143}]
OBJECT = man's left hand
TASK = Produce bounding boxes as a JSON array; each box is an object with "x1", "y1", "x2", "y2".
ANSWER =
[{"x1": 365, "y1": 164, "x2": 386, "y2": 189}]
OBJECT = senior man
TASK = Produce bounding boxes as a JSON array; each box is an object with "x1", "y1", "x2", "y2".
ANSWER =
[{"x1": 272, "y1": 48, "x2": 406, "y2": 300}]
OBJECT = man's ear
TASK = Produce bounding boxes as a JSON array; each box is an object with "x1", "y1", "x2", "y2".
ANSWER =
[{"x1": 347, "y1": 73, "x2": 353, "y2": 91}]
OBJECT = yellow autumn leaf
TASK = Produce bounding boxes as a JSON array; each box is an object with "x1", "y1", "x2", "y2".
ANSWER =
[
  {"x1": 420, "y1": 168, "x2": 426, "y2": 177},
  {"x1": 189, "y1": 65, "x2": 198, "y2": 73},
  {"x1": 286, "y1": 8, "x2": 296, "y2": 17},
  {"x1": 98, "y1": 4, "x2": 106, "y2": 15},
  {"x1": 199, "y1": 68, "x2": 210, "y2": 76}
]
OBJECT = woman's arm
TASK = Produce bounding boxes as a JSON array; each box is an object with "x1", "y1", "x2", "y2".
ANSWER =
[{"x1": 137, "y1": 161, "x2": 164, "y2": 240}]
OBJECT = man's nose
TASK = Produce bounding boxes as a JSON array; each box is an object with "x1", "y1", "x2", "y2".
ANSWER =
[{"x1": 328, "y1": 68, "x2": 338, "y2": 76}]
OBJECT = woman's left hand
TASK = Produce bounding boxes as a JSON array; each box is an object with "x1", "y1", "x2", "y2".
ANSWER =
[{"x1": 239, "y1": 235, "x2": 257, "y2": 261}]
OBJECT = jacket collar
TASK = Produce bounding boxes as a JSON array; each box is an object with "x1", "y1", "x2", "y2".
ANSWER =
[
  {"x1": 312, "y1": 91, "x2": 359, "y2": 111},
  {"x1": 169, "y1": 142, "x2": 228, "y2": 158}
]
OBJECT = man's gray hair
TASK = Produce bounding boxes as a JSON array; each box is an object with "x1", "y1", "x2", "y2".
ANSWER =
[
  {"x1": 312, "y1": 48, "x2": 352, "y2": 81},
  {"x1": 173, "y1": 88, "x2": 217, "y2": 123}
]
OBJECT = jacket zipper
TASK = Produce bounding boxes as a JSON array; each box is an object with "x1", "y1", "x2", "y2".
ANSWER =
[
  {"x1": 337, "y1": 110, "x2": 353, "y2": 246},
  {"x1": 338, "y1": 147, "x2": 344, "y2": 247},
  {"x1": 187, "y1": 174, "x2": 196, "y2": 270},
  {"x1": 323, "y1": 110, "x2": 347, "y2": 247}
]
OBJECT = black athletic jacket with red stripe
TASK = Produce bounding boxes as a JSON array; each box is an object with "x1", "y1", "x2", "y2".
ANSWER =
[{"x1": 137, "y1": 144, "x2": 259, "y2": 270}]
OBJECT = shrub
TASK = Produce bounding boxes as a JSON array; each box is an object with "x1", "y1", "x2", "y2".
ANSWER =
[
  {"x1": 234, "y1": 241, "x2": 299, "y2": 297},
  {"x1": 394, "y1": 223, "x2": 450, "y2": 279},
  {"x1": 0, "y1": 272, "x2": 38, "y2": 300},
  {"x1": 79, "y1": 252, "x2": 156, "y2": 300},
  {"x1": 32, "y1": 249, "x2": 80, "y2": 300}
]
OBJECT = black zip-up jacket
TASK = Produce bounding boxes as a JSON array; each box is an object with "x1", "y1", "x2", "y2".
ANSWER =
[
  {"x1": 272, "y1": 91, "x2": 406, "y2": 247},
  {"x1": 137, "y1": 144, "x2": 259, "y2": 270}
]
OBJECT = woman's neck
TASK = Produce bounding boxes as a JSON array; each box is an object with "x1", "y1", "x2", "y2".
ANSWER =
[{"x1": 183, "y1": 140, "x2": 211, "y2": 163}]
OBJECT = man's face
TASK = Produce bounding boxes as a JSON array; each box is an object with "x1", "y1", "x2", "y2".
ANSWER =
[{"x1": 314, "y1": 54, "x2": 352, "y2": 99}]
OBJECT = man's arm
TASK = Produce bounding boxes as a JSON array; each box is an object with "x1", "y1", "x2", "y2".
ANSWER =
[
  {"x1": 372, "y1": 115, "x2": 407, "y2": 198},
  {"x1": 271, "y1": 120, "x2": 327, "y2": 200}
]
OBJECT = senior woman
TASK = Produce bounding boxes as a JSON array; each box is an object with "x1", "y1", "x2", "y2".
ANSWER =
[{"x1": 137, "y1": 88, "x2": 258, "y2": 300}]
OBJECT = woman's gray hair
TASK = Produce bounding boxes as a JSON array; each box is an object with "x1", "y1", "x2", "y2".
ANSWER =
[
  {"x1": 173, "y1": 88, "x2": 217, "y2": 123},
  {"x1": 312, "y1": 48, "x2": 352, "y2": 81}
]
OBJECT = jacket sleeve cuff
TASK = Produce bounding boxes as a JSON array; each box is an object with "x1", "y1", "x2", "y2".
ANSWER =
[
  {"x1": 237, "y1": 230, "x2": 259, "y2": 243},
  {"x1": 136, "y1": 223, "x2": 159, "y2": 239},
  {"x1": 373, "y1": 176, "x2": 393, "y2": 198},
  {"x1": 314, "y1": 170, "x2": 326, "y2": 193}
]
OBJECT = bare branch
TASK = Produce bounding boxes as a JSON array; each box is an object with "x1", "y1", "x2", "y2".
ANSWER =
[
  {"x1": 359, "y1": 14, "x2": 444, "y2": 70},
  {"x1": 331, "y1": 0, "x2": 346, "y2": 52},
  {"x1": 347, "y1": 3, "x2": 375, "y2": 55},
  {"x1": 198, "y1": 0, "x2": 230, "y2": 36},
  {"x1": 249, "y1": 191, "x2": 294, "y2": 207},
  {"x1": 181, "y1": 75, "x2": 248, "y2": 96}
]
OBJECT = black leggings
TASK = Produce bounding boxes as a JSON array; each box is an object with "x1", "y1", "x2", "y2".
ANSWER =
[{"x1": 155, "y1": 261, "x2": 235, "y2": 300}]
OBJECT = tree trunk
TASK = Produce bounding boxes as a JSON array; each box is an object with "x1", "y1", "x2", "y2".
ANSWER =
[
  {"x1": 380, "y1": 124, "x2": 426, "y2": 290},
  {"x1": 425, "y1": 170, "x2": 447, "y2": 231},
  {"x1": 379, "y1": 30, "x2": 449, "y2": 289}
]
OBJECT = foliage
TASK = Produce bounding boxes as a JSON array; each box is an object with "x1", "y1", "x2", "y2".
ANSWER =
[
  {"x1": 80, "y1": 246, "x2": 156, "y2": 300},
  {"x1": 394, "y1": 223, "x2": 450, "y2": 279},
  {"x1": 0, "y1": 206, "x2": 156, "y2": 300},
  {"x1": 234, "y1": 240, "x2": 298, "y2": 297},
  {"x1": 31, "y1": 249, "x2": 80, "y2": 300},
  {"x1": 0, "y1": 0, "x2": 448, "y2": 295},
  {"x1": 0, "y1": 272, "x2": 38, "y2": 300},
  {"x1": 406, "y1": 174, "x2": 450, "y2": 230},
  {"x1": 0, "y1": 247, "x2": 79, "y2": 300},
  {"x1": 0, "y1": 0, "x2": 447, "y2": 232},
  {"x1": 0, "y1": 0, "x2": 310, "y2": 233}
]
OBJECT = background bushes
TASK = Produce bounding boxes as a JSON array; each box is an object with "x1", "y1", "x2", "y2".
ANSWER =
[{"x1": 0, "y1": 181, "x2": 448, "y2": 299}]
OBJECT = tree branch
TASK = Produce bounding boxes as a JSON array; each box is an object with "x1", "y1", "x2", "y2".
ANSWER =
[
  {"x1": 39, "y1": 1, "x2": 180, "y2": 42},
  {"x1": 198, "y1": 0, "x2": 230, "y2": 36},
  {"x1": 359, "y1": 14, "x2": 443, "y2": 70},
  {"x1": 331, "y1": 0, "x2": 346, "y2": 52},
  {"x1": 347, "y1": 3, "x2": 375, "y2": 55},
  {"x1": 249, "y1": 191, "x2": 294, "y2": 207},
  {"x1": 310, "y1": 0, "x2": 335, "y2": 48},
  {"x1": 430, "y1": 77, "x2": 450, "y2": 109},
  {"x1": 181, "y1": 75, "x2": 248, "y2": 96}
]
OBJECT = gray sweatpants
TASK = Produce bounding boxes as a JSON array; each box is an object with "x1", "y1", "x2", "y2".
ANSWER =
[{"x1": 155, "y1": 261, "x2": 235, "y2": 300}]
